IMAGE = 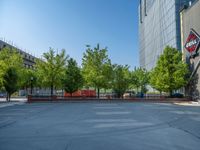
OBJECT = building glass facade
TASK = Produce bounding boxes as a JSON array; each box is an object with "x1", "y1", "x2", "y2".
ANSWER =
[{"x1": 139, "y1": 0, "x2": 196, "y2": 70}]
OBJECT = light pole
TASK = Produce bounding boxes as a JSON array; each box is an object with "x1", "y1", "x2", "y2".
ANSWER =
[{"x1": 30, "y1": 77, "x2": 33, "y2": 95}]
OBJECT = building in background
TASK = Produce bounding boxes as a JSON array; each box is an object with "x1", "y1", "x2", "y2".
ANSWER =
[
  {"x1": 139, "y1": 0, "x2": 196, "y2": 70},
  {"x1": 0, "y1": 39, "x2": 38, "y2": 96},
  {"x1": 0, "y1": 39, "x2": 36, "y2": 69},
  {"x1": 180, "y1": 0, "x2": 200, "y2": 98}
]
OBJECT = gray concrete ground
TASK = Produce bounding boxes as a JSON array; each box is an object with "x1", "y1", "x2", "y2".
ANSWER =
[{"x1": 0, "y1": 101, "x2": 200, "y2": 150}]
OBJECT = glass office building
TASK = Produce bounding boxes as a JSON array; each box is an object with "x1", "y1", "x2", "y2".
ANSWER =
[{"x1": 139, "y1": 0, "x2": 196, "y2": 70}]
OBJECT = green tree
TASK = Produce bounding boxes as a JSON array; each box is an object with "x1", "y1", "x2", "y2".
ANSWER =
[
  {"x1": 130, "y1": 67, "x2": 149, "y2": 94},
  {"x1": 0, "y1": 47, "x2": 23, "y2": 101},
  {"x1": 82, "y1": 44, "x2": 113, "y2": 98},
  {"x1": 130, "y1": 68, "x2": 140, "y2": 93},
  {"x1": 35, "y1": 48, "x2": 68, "y2": 96},
  {"x1": 20, "y1": 69, "x2": 37, "y2": 95},
  {"x1": 62, "y1": 58, "x2": 83, "y2": 96},
  {"x1": 149, "y1": 46, "x2": 189, "y2": 96},
  {"x1": 149, "y1": 67, "x2": 163, "y2": 94},
  {"x1": 0, "y1": 61, "x2": 6, "y2": 89},
  {"x1": 112, "y1": 64, "x2": 130, "y2": 98},
  {"x1": 3, "y1": 67, "x2": 19, "y2": 101}
]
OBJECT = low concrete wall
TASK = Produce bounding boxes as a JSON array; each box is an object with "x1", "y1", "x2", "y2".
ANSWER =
[{"x1": 27, "y1": 95, "x2": 192, "y2": 103}]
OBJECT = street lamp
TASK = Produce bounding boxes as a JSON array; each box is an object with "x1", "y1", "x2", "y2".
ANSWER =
[{"x1": 30, "y1": 77, "x2": 33, "y2": 95}]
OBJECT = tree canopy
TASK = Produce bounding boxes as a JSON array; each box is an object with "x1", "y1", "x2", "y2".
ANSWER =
[
  {"x1": 149, "y1": 46, "x2": 189, "y2": 96},
  {"x1": 82, "y1": 44, "x2": 112, "y2": 98},
  {"x1": 0, "y1": 44, "x2": 190, "y2": 100},
  {"x1": 112, "y1": 64, "x2": 130, "y2": 98},
  {"x1": 3, "y1": 67, "x2": 19, "y2": 101},
  {"x1": 0, "y1": 47, "x2": 23, "y2": 101},
  {"x1": 62, "y1": 58, "x2": 83, "y2": 96},
  {"x1": 20, "y1": 68, "x2": 37, "y2": 93},
  {"x1": 35, "y1": 48, "x2": 68, "y2": 96},
  {"x1": 130, "y1": 67, "x2": 149, "y2": 93}
]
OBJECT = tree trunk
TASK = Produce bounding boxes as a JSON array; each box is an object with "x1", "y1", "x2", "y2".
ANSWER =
[
  {"x1": 97, "y1": 88, "x2": 100, "y2": 99},
  {"x1": 170, "y1": 90, "x2": 173, "y2": 97},
  {"x1": 7, "y1": 93, "x2": 11, "y2": 102},
  {"x1": 6, "y1": 93, "x2": 9, "y2": 102},
  {"x1": 51, "y1": 84, "x2": 53, "y2": 97},
  {"x1": 9, "y1": 94, "x2": 11, "y2": 102}
]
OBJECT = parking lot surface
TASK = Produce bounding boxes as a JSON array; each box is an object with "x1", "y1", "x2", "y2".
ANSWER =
[{"x1": 0, "y1": 101, "x2": 200, "y2": 150}]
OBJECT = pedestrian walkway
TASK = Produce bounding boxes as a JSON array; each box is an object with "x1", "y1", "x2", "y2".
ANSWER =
[
  {"x1": 174, "y1": 101, "x2": 200, "y2": 106},
  {"x1": 1, "y1": 102, "x2": 200, "y2": 150},
  {"x1": 0, "y1": 97, "x2": 26, "y2": 108},
  {"x1": 0, "y1": 101, "x2": 25, "y2": 108}
]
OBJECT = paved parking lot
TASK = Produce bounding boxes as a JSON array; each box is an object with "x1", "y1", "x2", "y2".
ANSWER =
[{"x1": 0, "y1": 101, "x2": 200, "y2": 150}]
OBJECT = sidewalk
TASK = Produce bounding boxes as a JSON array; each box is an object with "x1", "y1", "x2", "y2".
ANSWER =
[
  {"x1": 0, "y1": 97, "x2": 27, "y2": 108},
  {"x1": 174, "y1": 101, "x2": 200, "y2": 106}
]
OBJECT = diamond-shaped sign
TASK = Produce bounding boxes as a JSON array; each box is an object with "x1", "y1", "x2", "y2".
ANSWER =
[{"x1": 185, "y1": 29, "x2": 200, "y2": 56}]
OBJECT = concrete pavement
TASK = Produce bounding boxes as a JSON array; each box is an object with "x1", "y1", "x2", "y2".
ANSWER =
[
  {"x1": 0, "y1": 101, "x2": 200, "y2": 150},
  {"x1": 0, "y1": 97, "x2": 27, "y2": 102}
]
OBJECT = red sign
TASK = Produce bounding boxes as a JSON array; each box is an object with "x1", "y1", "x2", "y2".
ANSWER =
[{"x1": 185, "y1": 29, "x2": 200, "y2": 55}]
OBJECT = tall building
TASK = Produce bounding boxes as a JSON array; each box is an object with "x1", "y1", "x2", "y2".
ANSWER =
[
  {"x1": 139, "y1": 0, "x2": 196, "y2": 70},
  {"x1": 180, "y1": 0, "x2": 200, "y2": 98}
]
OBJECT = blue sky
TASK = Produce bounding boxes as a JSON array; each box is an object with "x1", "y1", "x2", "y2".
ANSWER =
[{"x1": 0, "y1": 0, "x2": 139, "y2": 68}]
